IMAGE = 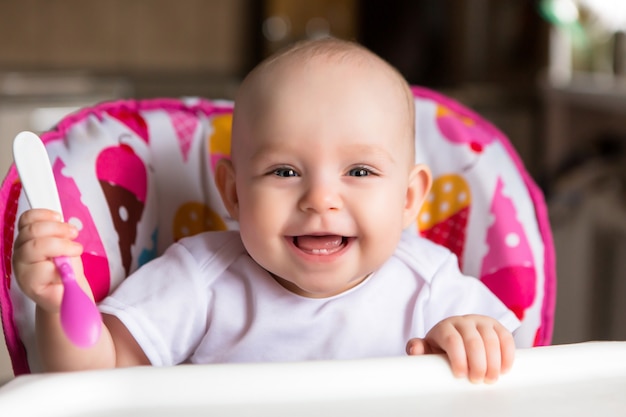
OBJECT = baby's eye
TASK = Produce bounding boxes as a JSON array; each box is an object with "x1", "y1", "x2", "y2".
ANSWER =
[
  {"x1": 273, "y1": 167, "x2": 299, "y2": 177},
  {"x1": 348, "y1": 167, "x2": 372, "y2": 177}
]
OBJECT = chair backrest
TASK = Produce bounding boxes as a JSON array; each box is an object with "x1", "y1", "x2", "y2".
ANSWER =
[{"x1": 0, "y1": 88, "x2": 556, "y2": 375}]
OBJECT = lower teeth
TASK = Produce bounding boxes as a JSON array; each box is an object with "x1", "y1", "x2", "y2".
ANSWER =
[{"x1": 311, "y1": 248, "x2": 331, "y2": 255}]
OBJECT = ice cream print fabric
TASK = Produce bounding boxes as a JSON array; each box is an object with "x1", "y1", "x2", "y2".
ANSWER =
[
  {"x1": 412, "y1": 87, "x2": 550, "y2": 346},
  {"x1": 0, "y1": 90, "x2": 554, "y2": 375},
  {"x1": 417, "y1": 102, "x2": 538, "y2": 322}
]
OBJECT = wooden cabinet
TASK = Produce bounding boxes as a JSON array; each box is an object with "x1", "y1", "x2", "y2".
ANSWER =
[{"x1": 0, "y1": 0, "x2": 254, "y2": 76}]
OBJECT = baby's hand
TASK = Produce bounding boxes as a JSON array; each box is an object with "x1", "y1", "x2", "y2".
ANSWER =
[
  {"x1": 406, "y1": 315, "x2": 515, "y2": 384},
  {"x1": 12, "y1": 209, "x2": 84, "y2": 313}
]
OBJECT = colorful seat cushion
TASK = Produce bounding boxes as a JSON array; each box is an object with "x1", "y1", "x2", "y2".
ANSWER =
[{"x1": 0, "y1": 88, "x2": 555, "y2": 375}]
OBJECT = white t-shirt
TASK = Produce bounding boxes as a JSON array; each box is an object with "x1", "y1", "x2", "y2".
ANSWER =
[{"x1": 99, "y1": 230, "x2": 520, "y2": 366}]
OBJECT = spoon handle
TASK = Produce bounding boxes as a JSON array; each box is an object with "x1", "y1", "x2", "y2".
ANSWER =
[
  {"x1": 12, "y1": 131, "x2": 63, "y2": 216},
  {"x1": 13, "y1": 131, "x2": 102, "y2": 348}
]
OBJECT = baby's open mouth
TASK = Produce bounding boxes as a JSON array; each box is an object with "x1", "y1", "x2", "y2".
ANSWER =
[{"x1": 292, "y1": 235, "x2": 349, "y2": 255}]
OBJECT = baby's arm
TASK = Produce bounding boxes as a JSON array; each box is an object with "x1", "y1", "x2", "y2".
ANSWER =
[
  {"x1": 406, "y1": 315, "x2": 515, "y2": 384},
  {"x1": 13, "y1": 208, "x2": 149, "y2": 371}
]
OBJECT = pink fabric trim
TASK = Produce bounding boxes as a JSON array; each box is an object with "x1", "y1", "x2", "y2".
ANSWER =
[
  {"x1": 0, "y1": 166, "x2": 30, "y2": 375},
  {"x1": 411, "y1": 86, "x2": 555, "y2": 345},
  {"x1": 40, "y1": 98, "x2": 234, "y2": 144}
]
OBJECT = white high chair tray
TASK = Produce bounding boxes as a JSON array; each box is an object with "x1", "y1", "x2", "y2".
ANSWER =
[{"x1": 0, "y1": 342, "x2": 624, "y2": 417}]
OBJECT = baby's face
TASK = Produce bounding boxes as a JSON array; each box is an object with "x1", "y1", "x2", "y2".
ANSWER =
[{"x1": 222, "y1": 54, "x2": 429, "y2": 298}]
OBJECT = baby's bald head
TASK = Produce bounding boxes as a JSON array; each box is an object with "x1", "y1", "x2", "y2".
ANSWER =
[{"x1": 231, "y1": 38, "x2": 416, "y2": 167}]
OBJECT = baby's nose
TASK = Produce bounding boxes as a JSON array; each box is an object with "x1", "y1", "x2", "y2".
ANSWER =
[{"x1": 298, "y1": 178, "x2": 343, "y2": 213}]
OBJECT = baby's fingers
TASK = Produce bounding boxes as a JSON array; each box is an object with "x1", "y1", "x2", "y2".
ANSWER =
[
  {"x1": 406, "y1": 337, "x2": 444, "y2": 356},
  {"x1": 17, "y1": 208, "x2": 63, "y2": 228},
  {"x1": 470, "y1": 319, "x2": 515, "y2": 383},
  {"x1": 14, "y1": 215, "x2": 80, "y2": 259},
  {"x1": 424, "y1": 320, "x2": 474, "y2": 379},
  {"x1": 494, "y1": 321, "x2": 515, "y2": 374},
  {"x1": 474, "y1": 322, "x2": 502, "y2": 383},
  {"x1": 426, "y1": 316, "x2": 516, "y2": 384},
  {"x1": 449, "y1": 322, "x2": 484, "y2": 381}
]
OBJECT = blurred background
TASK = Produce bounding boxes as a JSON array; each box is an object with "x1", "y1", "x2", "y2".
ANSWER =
[{"x1": 1, "y1": 0, "x2": 625, "y2": 383}]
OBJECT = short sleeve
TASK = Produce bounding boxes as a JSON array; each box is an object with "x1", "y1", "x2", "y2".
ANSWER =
[{"x1": 99, "y1": 241, "x2": 211, "y2": 366}]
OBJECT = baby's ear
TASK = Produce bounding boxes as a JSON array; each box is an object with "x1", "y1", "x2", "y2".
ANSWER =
[
  {"x1": 215, "y1": 159, "x2": 239, "y2": 221},
  {"x1": 402, "y1": 164, "x2": 432, "y2": 228}
]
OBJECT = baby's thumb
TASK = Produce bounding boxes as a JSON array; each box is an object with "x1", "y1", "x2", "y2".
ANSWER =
[{"x1": 406, "y1": 338, "x2": 428, "y2": 356}]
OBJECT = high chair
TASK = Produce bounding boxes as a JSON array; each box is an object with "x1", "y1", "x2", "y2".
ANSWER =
[{"x1": 0, "y1": 87, "x2": 556, "y2": 376}]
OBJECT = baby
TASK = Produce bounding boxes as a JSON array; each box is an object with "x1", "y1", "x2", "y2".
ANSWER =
[{"x1": 13, "y1": 38, "x2": 519, "y2": 383}]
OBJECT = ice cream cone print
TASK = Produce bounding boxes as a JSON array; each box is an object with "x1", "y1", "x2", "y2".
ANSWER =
[
  {"x1": 435, "y1": 104, "x2": 493, "y2": 153},
  {"x1": 479, "y1": 177, "x2": 536, "y2": 320},
  {"x1": 417, "y1": 174, "x2": 471, "y2": 269},
  {"x1": 96, "y1": 144, "x2": 147, "y2": 275}
]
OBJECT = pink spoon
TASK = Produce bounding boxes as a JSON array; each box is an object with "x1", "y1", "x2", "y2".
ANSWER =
[{"x1": 13, "y1": 131, "x2": 102, "y2": 348}]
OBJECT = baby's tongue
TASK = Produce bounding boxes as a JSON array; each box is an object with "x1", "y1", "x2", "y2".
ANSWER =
[{"x1": 295, "y1": 235, "x2": 343, "y2": 252}]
